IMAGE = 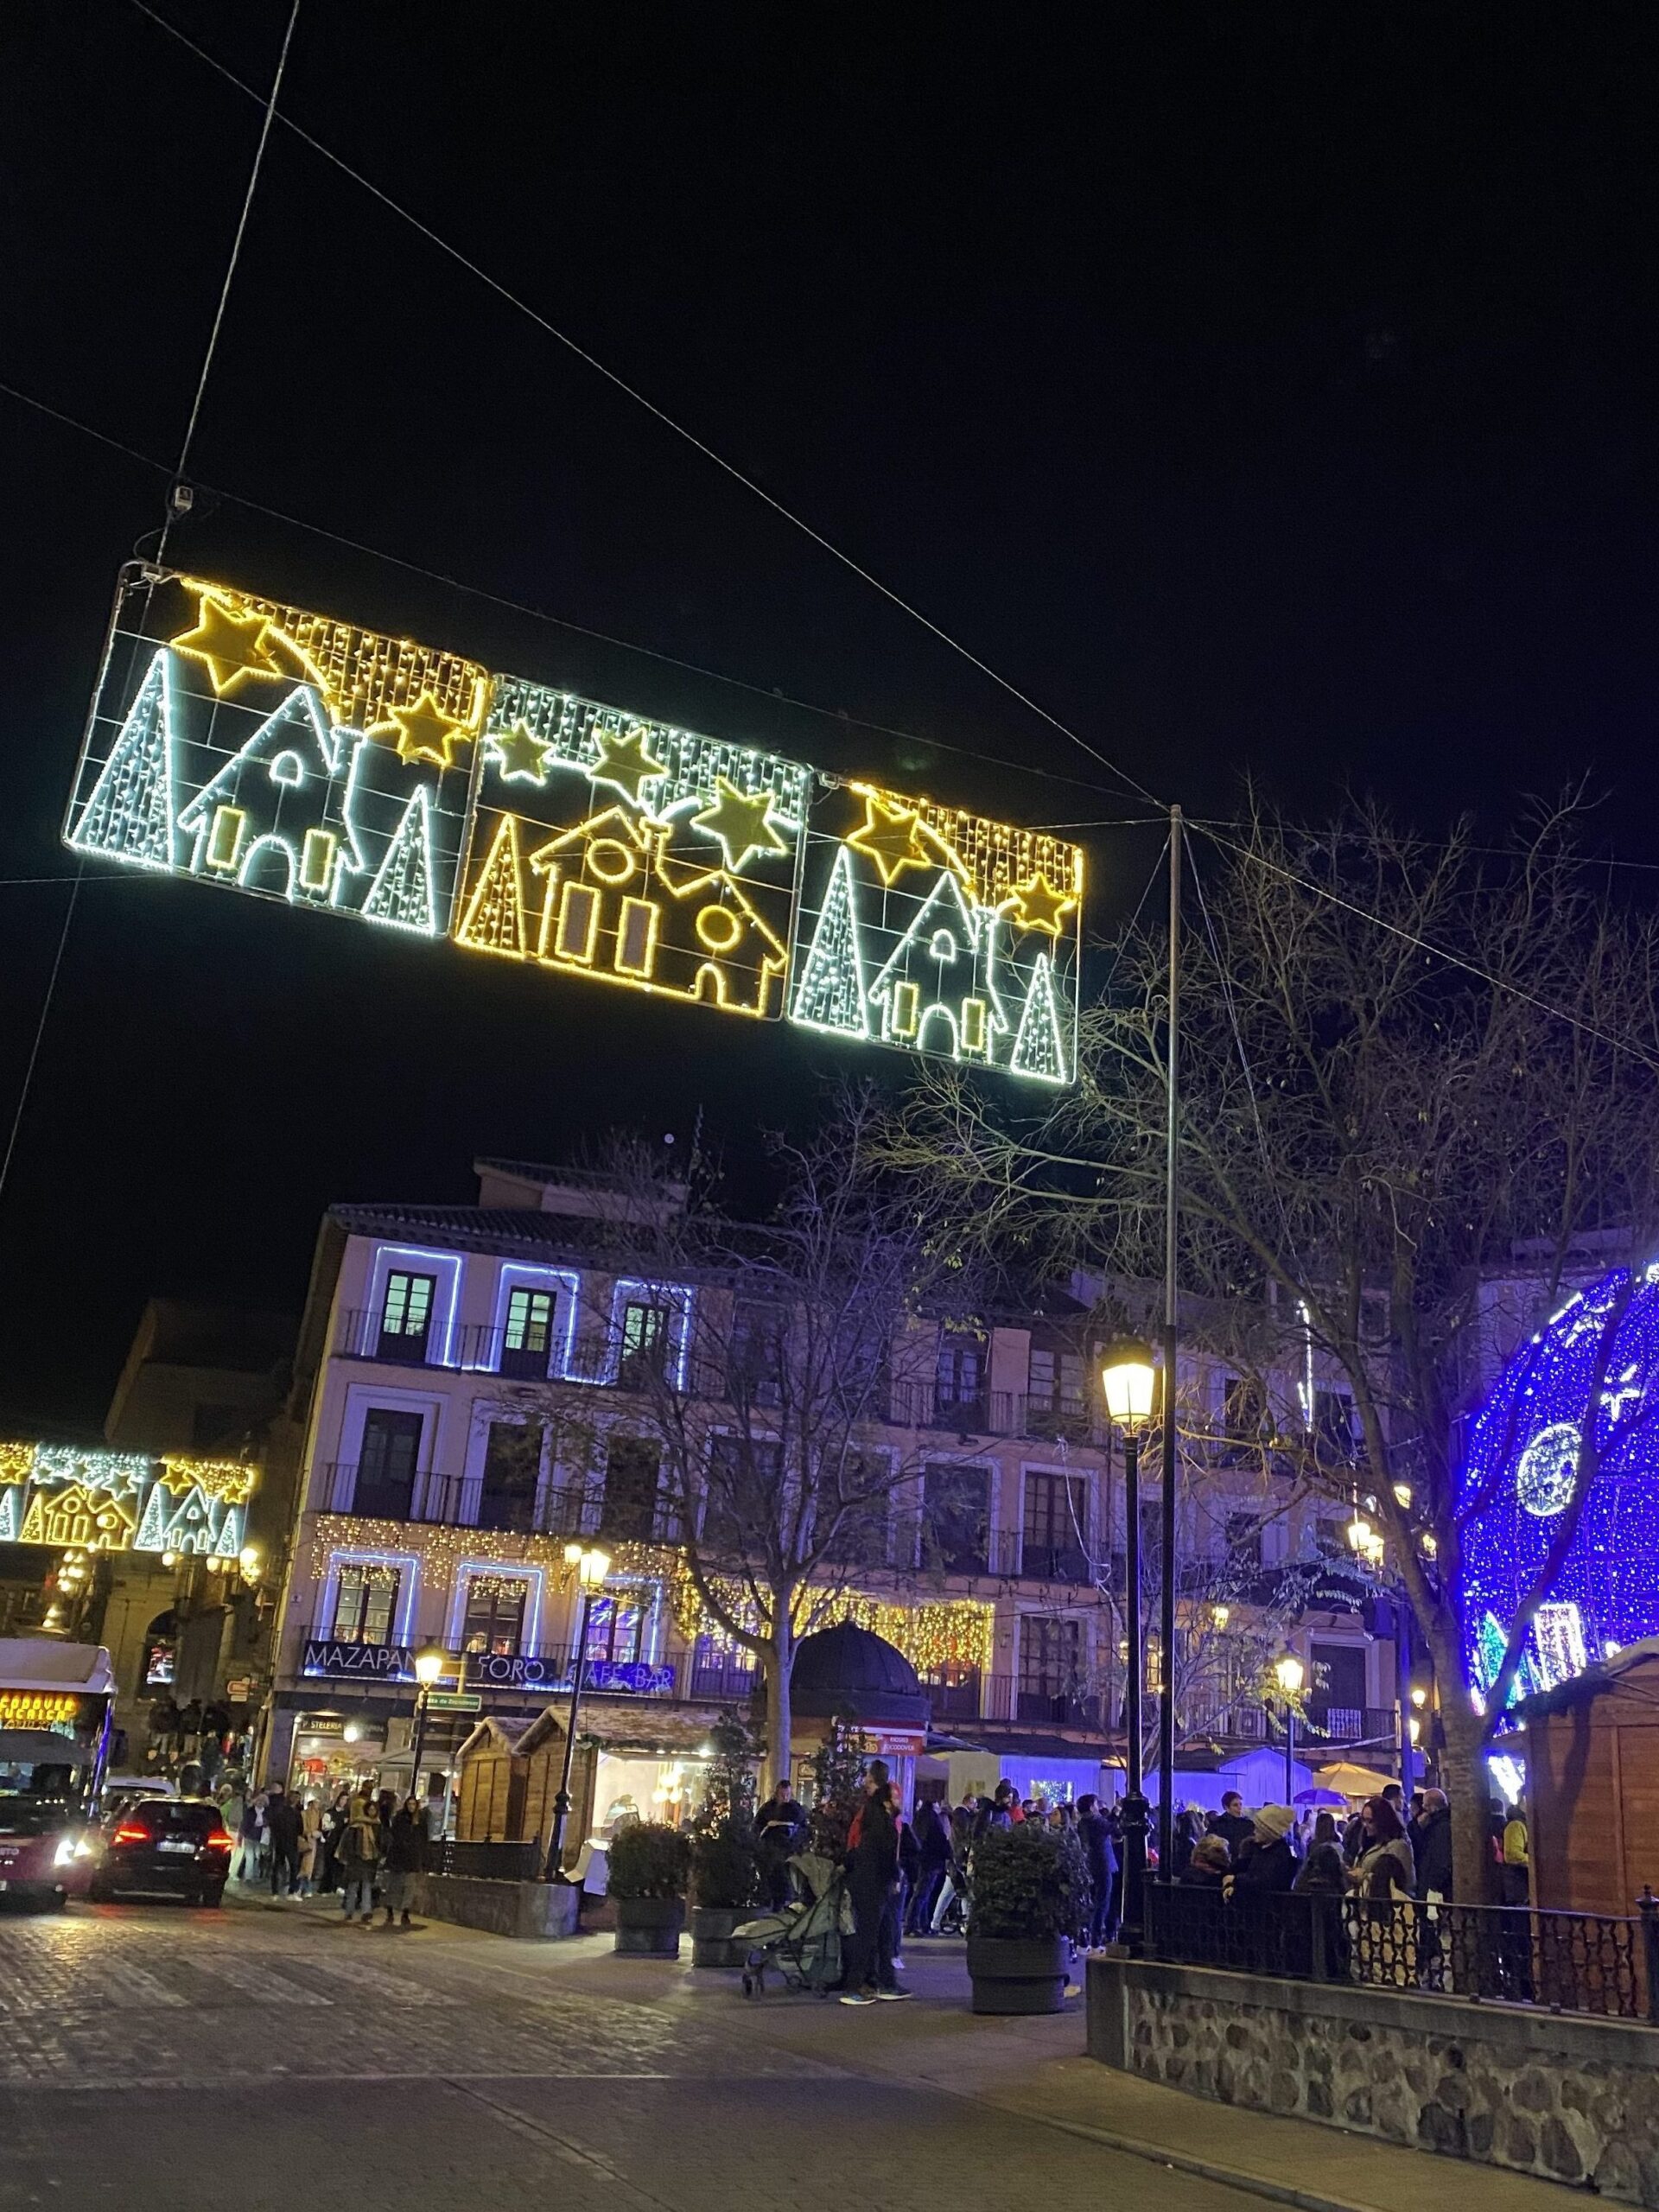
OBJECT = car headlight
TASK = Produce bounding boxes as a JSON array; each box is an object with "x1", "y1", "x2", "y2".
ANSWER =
[{"x1": 53, "y1": 1836, "x2": 93, "y2": 1866}]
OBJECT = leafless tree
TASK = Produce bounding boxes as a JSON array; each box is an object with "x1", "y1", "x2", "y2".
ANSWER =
[
  {"x1": 878, "y1": 797, "x2": 1659, "y2": 1895},
  {"x1": 513, "y1": 1093, "x2": 981, "y2": 1789}
]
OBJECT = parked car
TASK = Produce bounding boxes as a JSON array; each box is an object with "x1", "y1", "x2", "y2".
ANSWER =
[{"x1": 88, "y1": 1796, "x2": 232, "y2": 1905}]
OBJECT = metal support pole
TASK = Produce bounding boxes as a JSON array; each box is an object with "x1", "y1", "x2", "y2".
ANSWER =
[
  {"x1": 546, "y1": 1589, "x2": 594, "y2": 1880},
  {"x1": 1157, "y1": 805, "x2": 1182, "y2": 1882},
  {"x1": 409, "y1": 1684, "x2": 430, "y2": 1802},
  {"x1": 1284, "y1": 1699, "x2": 1295, "y2": 1801},
  {"x1": 1121, "y1": 1428, "x2": 1148, "y2": 1944},
  {"x1": 1396, "y1": 1593, "x2": 1414, "y2": 1792}
]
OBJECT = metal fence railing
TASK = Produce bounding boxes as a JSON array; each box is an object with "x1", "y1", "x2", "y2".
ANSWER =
[{"x1": 1142, "y1": 1880, "x2": 1653, "y2": 2022}]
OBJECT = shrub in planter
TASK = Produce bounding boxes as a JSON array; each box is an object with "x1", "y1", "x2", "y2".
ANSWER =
[
  {"x1": 607, "y1": 1821, "x2": 692, "y2": 1956},
  {"x1": 966, "y1": 1823, "x2": 1083, "y2": 2015}
]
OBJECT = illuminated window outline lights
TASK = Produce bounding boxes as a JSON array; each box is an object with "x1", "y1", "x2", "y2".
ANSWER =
[
  {"x1": 362, "y1": 1244, "x2": 465, "y2": 1369},
  {"x1": 444, "y1": 1557, "x2": 545, "y2": 1652},
  {"x1": 317, "y1": 1548, "x2": 423, "y2": 1648},
  {"x1": 603, "y1": 1278, "x2": 696, "y2": 1392},
  {"x1": 484, "y1": 1264, "x2": 582, "y2": 1378}
]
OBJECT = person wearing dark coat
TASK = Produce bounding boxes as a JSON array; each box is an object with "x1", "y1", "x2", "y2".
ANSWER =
[
  {"x1": 1411, "y1": 1789, "x2": 1454, "y2": 1898},
  {"x1": 264, "y1": 1783, "x2": 304, "y2": 1897},
  {"x1": 1077, "y1": 1793, "x2": 1116, "y2": 1946},
  {"x1": 756, "y1": 1782, "x2": 804, "y2": 1911},
  {"x1": 380, "y1": 1796, "x2": 429, "y2": 1929},
  {"x1": 1232, "y1": 1805, "x2": 1298, "y2": 1893},
  {"x1": 840, "y1": 1764, "x2": 909, "y2": 2005},
  {"x1": 906, "y1": 1800, "x2": 952, "y2": 1935},
  {"x1": 1207, "y1": 1792, "x2": 1255, "y2": 1859}
]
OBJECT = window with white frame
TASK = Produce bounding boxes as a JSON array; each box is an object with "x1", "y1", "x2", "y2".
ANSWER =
[
  {"x1": 331, "y1": 1561, "x2": 402, "y2": 1645},
  {"x1": 460, "y1": 1570, "x2": 532, "y2": 1655}
]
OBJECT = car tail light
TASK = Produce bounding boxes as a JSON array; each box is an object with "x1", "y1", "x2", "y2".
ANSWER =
[
  {"x1": 206, "y1": 1829, "x2": 233, "y2": 1852},
  {"x1": 111, "y1": 1822, "x2": 150, "y2": 1846}
]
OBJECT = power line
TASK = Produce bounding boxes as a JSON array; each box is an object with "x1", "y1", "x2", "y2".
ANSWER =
[
  {"x1": 127, "y1": 0, "x2": 1165, "y2": 815},
  {"x1": 1192, "y1": 820, "x2": 1659, "y2": 1077},
  {"x1": 0, "y1": 372, "x2": 1165, "y2": 813}
]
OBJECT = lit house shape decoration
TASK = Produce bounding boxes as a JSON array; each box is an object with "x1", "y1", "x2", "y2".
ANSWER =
[
  {"x1": 18, "y1": 1483, "x2": 137, "y2": 1552},
  {"x1": 175, "y1": 683, "x2": 365, "y2": 903},
  {"x1": 65, "y1": 566, "x2": 1085, "y2": 1080}
]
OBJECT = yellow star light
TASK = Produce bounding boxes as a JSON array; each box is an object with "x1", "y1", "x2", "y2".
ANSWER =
[
  {"x1": 1006, "y1": 870, "x2": 1077, "y2": 938},
  {"x1": 845, "y1": 791, "x2": 931, "y2": 885},
  {"x1": 691, "y1": 779, "x2": 787, "y2": 873},
  {"x1": 387, "y1": 691, "x2": 471, "y2": 770},
  {"x1": 170, "y1": 594, "x2": 285, "y2": 696},
  {"x1": 486, "y1": 719, "x2": 553, "y2": 785},
  {"x1": 592, "y1": 723, "x2": 666, "y2": 808}
]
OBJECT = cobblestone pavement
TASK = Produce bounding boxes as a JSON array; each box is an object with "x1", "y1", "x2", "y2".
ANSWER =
[{"x1": 0, "y1": 1900, "x2": 1280, "y2": 2212}]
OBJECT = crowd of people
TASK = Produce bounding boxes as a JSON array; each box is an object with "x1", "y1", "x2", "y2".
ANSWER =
[{"x1": 213, "y1": 1778, "x2": 433, "y2": 1928}]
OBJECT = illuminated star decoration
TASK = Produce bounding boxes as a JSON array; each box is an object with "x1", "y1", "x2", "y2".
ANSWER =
[
  {"x1": 845, "y1": 791, "x2": 932, "y2": 885},
  {"x1": 170, "y1": 594, "x2": 286, "y2": 696},
  {"x1": 691, "y1": 779, "x2": 788, "y2": 873},
  {"x1": 592, "y1": 723, "x2": 666, "y2": 808},
  {"x1": 1005, "y1": 870, "x2": 1077, "y2": 938},
  {"x1": 486, "y1": 720, "x2": 553, "y2": 785},
  {"x1": 387, "y1": 691, "x2": 472, "y2": 771}
]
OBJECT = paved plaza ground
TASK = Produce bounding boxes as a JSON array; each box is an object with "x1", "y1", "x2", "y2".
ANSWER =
[{"x1": 0, "y1": 1897, "x2": 1578, "y2": 2211}]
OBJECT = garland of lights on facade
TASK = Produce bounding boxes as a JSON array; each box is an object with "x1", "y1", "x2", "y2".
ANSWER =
[{"x1": 65, "y1": 567, "x2": 1084, "y2": 1084}]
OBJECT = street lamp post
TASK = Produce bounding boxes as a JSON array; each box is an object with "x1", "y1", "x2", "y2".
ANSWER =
[
  {"x1": 1102, "y1": 1339, "x2": 1158, "y2": 1945},
  {"x1": 1274, "y1": 1652, "x2": 1305, "y2": 1800},
  {"x1": 546, "y1": 1543, "x2": 610, "y2": 1882},
  {"x1": 409, "y1": 1643, "x2": 448, "y2": 1803}
]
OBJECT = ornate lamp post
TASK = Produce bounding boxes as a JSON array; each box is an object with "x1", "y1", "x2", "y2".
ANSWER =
[
  {"x1": 408, "y1": 1642, "x2": 449, "y2": 1803},
  {"x1": 1102, "y1": 1338, "x2": 1158, "y2": 1944},
  {"x1": 546, "y1": 1542, "x2": 610, "y2": 1881},
  {"x1": 1273, "y1": 1651, "x2": 1305, "y2": 1798}
]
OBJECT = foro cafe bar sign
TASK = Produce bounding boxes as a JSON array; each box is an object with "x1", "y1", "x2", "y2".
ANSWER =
[{"x1": 65, "y1": 566, "x2": 1084, "y2": 1084}]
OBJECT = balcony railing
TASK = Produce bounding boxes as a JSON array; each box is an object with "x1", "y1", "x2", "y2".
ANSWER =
[
  {"x1": 1183, "y1": 1700, "x2": 1400, "y2": 1748},
  {"x1": 333, "y1": 1310, "x2": 652, "y2": 1386},
  {"x1": 884, "y1": 1382, "x2": 1109, "y2": 1443}
]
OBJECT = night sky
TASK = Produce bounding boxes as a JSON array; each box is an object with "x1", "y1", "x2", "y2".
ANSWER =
[{"x1": 1, "y1": 4, "x2": 1656, "y2": 1430}]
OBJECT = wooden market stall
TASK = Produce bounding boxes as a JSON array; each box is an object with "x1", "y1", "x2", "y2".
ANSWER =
[{"x1": 1510, "y1": 1637, "x2": 1659, "y2": 1913}]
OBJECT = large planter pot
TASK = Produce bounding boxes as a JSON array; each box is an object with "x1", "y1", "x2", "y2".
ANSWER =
[
  {"x1": 690, "y1": 1904, "x2": 751, "y2": 1968},
  {"x1": 966, "y1": 1934, "x2": 1070, "y2": 2015},
  {"x1": 613, "y1": 1895, "x2": 685, "y2": 1956}
]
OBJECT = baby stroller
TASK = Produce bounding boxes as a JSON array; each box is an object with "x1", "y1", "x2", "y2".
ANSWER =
[{"x1": 734, "y1": 1851, "x2": 849, "y2": 1997}]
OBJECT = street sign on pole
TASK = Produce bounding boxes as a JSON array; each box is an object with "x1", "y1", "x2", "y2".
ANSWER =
[{"x1": 426, "y1": 1691, "x2": 482, "y2": 1713}]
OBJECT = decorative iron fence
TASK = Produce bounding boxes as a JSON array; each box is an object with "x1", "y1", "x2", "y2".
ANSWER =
[{"x1": 1142, "y1": 1880, "x2": 1653, "y2": 2022}]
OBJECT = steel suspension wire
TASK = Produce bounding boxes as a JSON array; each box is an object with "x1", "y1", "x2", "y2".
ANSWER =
[
  {"x1": 129, "y1": 0, "x2": 1164, "y2": 815},
  {"x1": 0, "y1": 5, "x2": 301, "y2": 1224}
]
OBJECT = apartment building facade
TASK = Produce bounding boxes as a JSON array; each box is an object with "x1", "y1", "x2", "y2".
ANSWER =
[{"x1": 263, "y1": 1158, "x2": 1404, "y2": 1820}]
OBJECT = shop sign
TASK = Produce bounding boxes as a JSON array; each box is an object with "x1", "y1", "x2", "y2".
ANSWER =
[
  {"x1": 302, "y1": 1638, "x2": 413, "y2": 1681},
  {"x1": 588, "y1": 1660, "x2": 677, "y2": 1697},
  {"x1": 465, "y1": 1649, "x2": 571, "y2": 1692}
]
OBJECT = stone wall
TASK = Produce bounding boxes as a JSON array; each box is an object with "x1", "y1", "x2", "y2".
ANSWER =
[
  {"x1": 1088, "y1": 1952, "x2": 1659, "y2": 2205},
  {"x1": 409, "y1": 1872, "x2": 582, "y2": 1940}
]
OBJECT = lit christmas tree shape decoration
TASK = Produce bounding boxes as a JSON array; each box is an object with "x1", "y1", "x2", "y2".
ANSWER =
[
  {"x1": 1459, "y1": 1265, "x2": 1659, "y2": 1700},
  {"x1": 0, "y1": 1440, "x2": 258, "y2": 1557},
  {"x1": 452, "y1": 671, "x2": 807, "y2": 1019},
  {"x1": 64, "y1": 566, "x2": 484, "y2": 938},
  {"x1": 791, "y1": 779, "x2": 1083, "y2": 1082},
  {"x1": 64, "y1": 568, "x2": 1085, "y2": 1077}
]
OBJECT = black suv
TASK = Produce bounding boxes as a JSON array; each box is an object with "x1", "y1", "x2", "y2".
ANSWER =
[{"x1": 89, "y1": 1796, "x2": 233, "y2": 1905}]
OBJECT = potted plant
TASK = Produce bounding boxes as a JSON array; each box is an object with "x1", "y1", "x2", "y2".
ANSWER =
[
  {"x1": 965, "y1": 1822, "x2": 1082, "y2": 2014},
  {"x1": 689, "y1": 1713, "x2": 761, "y2": 1967},
  {"x1": 607, "y1": 1820, "x2": 692, "y2": 1956}
]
